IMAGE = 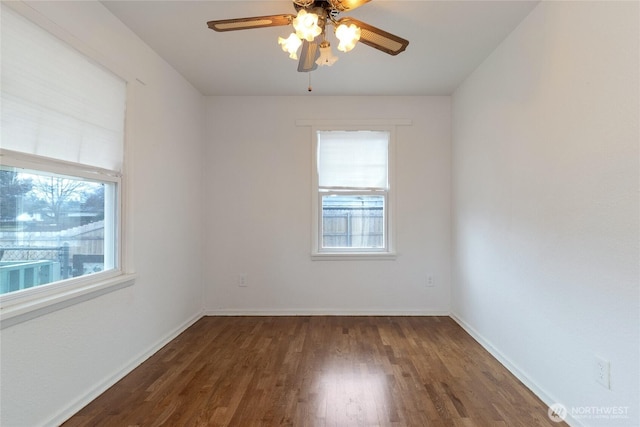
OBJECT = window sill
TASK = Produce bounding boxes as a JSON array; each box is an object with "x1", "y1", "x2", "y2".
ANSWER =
[
  {"x1": 311, "y1": 252, "x2": 397, "y2": 261},
  {"x1": 0, "y1": 272, "x2": 137, "y2": 329}
]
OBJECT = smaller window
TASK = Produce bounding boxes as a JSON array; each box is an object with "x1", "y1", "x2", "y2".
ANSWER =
[{"x1": 312, "y1": 129, "x2": 395, "y2": 258}]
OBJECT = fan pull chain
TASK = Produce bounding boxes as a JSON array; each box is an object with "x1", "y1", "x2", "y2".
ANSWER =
[{"x1": 308, "y1": 72, "x2": 312, "y2": 92}]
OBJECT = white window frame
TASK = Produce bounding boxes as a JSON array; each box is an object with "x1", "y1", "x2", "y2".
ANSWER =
[
  {"x1": 0, "y1": 150, "x2": 136, "y2": 328},
  {"x1": 309, "y1": 122, "x2": 400, "y2": 260},
  {"x1": 0, "y1": 4, "x2": 136, "y2": 329}
]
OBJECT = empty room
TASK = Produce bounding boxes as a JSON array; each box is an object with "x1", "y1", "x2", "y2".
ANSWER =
[{"x1": 0, "y1": 0, "x2": 637, "y2": 426}]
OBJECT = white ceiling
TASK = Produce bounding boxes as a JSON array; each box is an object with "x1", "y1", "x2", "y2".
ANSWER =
[{"x1": 101, "y1": 0, "x2": 539, "y2": 96}]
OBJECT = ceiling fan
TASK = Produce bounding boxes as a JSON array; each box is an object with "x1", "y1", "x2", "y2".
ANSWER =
[{"x1": 206, "y1": 0, "x2": 409, "y2": 73}]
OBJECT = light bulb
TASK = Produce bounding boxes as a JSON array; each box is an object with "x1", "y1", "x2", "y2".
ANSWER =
[{"x1": 335, "y1": 23, "x2": 361, "y2": 52}]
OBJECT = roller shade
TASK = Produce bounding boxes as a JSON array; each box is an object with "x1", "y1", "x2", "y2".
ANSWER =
[
  {"x1": 1, "y1": 5, "x2": 126, "y2": 172},
  {"x1": 317, "y1": 130, "x2": 389, "y2": 189}
]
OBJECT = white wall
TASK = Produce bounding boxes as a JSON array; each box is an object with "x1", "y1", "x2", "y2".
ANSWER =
[
  {"x1": 452, "y1": 2, "x2": 639, "y2": 426},
  {"x1": 204, "y1": 96, "x2": 451, "y2": 315},
  {"x1": 0, "y1": 2, "x2": 205, "y2": 426}
]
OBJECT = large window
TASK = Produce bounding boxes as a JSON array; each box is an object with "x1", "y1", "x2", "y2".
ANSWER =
[
  {"x1": 0, "y1": 4, "x2": 132, "y2": 325},
  {"x1": 312, "y1": 128, "x2": 396, "y2": 258},
  {"x1": 0, "y1": 166, "x2": 118, "y2": 295}
]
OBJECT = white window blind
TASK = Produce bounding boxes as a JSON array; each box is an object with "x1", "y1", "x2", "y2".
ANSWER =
[
  {"x1": 317, "y1": 130, "x2": 389, "y2": 189},
  {"x1": 0, "y1": 5, "x2": 126, "y2": 172}
]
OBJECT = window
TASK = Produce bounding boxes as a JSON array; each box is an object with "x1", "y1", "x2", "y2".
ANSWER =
[
  {"x1": 0, "y1": 165, "x2": 118, "y2": 295},
  {"x1": 0, "y1": 5, "x2": 133, "y2": 326},
  {"x1": 312, "y1": 128, "x2": 396, "y2": 259}
]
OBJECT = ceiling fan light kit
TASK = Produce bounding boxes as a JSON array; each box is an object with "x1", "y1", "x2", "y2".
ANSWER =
[{"x1": 207, "y1": 0, "x2": 409, "y2": 81}]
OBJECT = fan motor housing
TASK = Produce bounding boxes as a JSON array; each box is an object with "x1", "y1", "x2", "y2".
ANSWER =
[{"x1": 293, "y1": 1, "x2": 338, "y2": 17}]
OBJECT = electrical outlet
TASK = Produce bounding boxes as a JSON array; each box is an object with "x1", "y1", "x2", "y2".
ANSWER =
[
  {"x1": 237, "y1": 274, "x2": 247, "y2": 287},
  {"x1": 595, "y1": 356, "x2": 610, "y2": 389},
  {"x1": 426, "y1": 275, "x2": 435, "y2": 287}
]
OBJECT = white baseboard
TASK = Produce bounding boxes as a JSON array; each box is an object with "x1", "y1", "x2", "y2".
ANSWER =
[
  {"x1": 450, "y1": 312, "x2": 582, "y2": 427},
  {"x1": 47, "y1": 310, "x2": 204, "y2": 426},
  {"x1": 204, "y1": 308, "x2": 451, "y2": 316}
]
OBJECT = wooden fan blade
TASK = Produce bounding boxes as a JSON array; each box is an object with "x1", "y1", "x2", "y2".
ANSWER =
[
  {"x1": 298, "y1": 40, "x2": 320, "y2": 72},
  {"x1": 327, "y1": 0, "x2": 371, "y2": 12},
  {"x1": 338, "y1": 18, "x2": 409, "y2": 55},
  {"x1": 207, "y1": 14, "x2": 294, "y2": 32}
]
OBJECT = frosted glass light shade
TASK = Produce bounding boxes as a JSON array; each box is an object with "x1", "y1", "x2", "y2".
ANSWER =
[
  {"x1": 293, "y1": 10, "x2": 322, "y2": 42},
  {"x1": 278, "y1": 33, "x2": 302, "y2": 59},
  {"x1": 335, "y1": 23, "x2": 361, "y2": 52},
  {"x1": 315, "y1": 42, "x2": 339, "y2": 66}
]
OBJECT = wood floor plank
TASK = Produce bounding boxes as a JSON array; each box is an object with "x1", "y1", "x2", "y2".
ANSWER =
[{"x1": 63, "y1": 317, "x2": 566, "y2": 427}]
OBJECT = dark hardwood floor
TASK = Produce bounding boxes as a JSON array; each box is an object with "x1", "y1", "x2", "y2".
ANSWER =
[{"x1": 64, "y1": 316, "x2": 564, "y2": 426}]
